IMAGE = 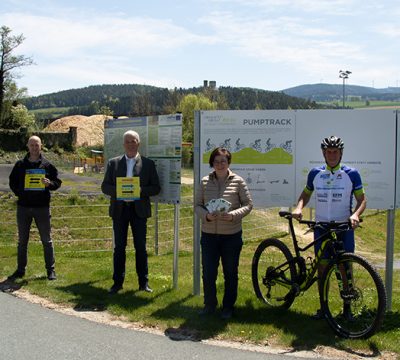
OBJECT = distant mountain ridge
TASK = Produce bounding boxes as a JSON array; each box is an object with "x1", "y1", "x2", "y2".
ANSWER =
[
  {"x1": 281, "y1": 83, "x2": 400, "y2": 101},
  {"x1": 23, "y1": 84, "x2": 318, "y2": 120},
  {"x1": 23, "y1": 84, "x2": 161, "y2": 109},
  {"x1": 25, "y1": 83, "x2": 400, "y2": 110}
]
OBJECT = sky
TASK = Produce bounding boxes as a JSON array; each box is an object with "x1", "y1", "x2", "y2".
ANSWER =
[{"x1": 1, "y1": 0, "x2": 399, "y2": 96}]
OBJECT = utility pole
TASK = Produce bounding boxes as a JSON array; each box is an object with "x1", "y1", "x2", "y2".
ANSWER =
[{"x1": 339, "y1": 70, "x2": 351, "y2": 108}]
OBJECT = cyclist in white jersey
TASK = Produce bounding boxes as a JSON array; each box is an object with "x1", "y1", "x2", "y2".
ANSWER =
[{"x1": 292, "y1": 135, "x2": 367, "y2": 319}]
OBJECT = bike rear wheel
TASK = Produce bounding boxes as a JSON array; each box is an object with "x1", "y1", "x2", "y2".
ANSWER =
[
  {"x1": 252, "y1": 238, "x2": 296, "y2": 309},
  {"x1": 321, "y1": 253, "x2": 386, "y2": 339}
]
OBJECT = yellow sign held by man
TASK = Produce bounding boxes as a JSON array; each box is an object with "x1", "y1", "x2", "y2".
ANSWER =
[
  {"x1": 116, "y1": 177, "x2": 140, "y2": 200},
  {"x1": 24, "y1": 169, "x2": 46, "y2": 191}
]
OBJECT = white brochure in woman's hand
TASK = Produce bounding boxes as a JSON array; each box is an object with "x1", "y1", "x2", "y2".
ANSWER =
[{"x1": 205, "y1": 198, "x2": 231, "y2": 213}]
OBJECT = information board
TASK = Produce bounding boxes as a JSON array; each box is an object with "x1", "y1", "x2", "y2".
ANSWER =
[
  {"x1": 197, "y1": 109, "x2": 397, "y2": 210},
  {"x1": 295, "y1": 110, "x2": 397, "y2": 210},
  {"x1": 104, "y1": 114, "x2": 182, "y2": 204},
  {"x1": 396, "y1": 111, "x2": 400, "y2": 208},
  {"x1": 199, "y1": 110, "x2": 295, "y2": 207}
]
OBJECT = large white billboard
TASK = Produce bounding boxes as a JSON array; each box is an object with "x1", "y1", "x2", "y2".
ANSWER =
[{"x1": 196, "y1": 109, "x2": 397, "y2": 210}]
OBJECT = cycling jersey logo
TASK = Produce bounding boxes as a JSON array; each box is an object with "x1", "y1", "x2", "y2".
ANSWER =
[
  {"x1": 317, "y1": 193, "x2": 328, "y2": 198},
  {"x1": 320, "y1": 173, "x2": 330, "y2": 179},
  {"x1": 332, "y1": 193, "x2": 342, "y2": 198},
  {"x1": 337, "y1": 174, "x2": 342, "y2": 179}
]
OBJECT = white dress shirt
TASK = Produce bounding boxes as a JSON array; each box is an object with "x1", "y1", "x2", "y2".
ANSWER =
[{"x1": 125, "y1": 154, "x2": 137, "y2": 177}]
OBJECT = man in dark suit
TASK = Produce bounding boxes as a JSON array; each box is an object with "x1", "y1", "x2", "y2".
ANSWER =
[{"x1": 102, "y1": 130, "x2": 161, "y2": 294}]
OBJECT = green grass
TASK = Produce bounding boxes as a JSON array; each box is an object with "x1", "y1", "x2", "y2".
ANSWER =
[
  {"x1": 351, "y1": 100, "x2": 400, "y2": 108},
  {"x1": 181, "y1": 167, "x2": 194, "y2": 179},
  {"x1": 1, "y1": 189, "x2": 400, "y2": 356},
  {"x1": 30, "y1": 107, "x2": 71, "y2": 114},
  {"x1": 29, "y1": 107, "x2": 71, "y2": 120},
  {"x1": 317, "y1": 100, "x2": 400, "y2": 109}
]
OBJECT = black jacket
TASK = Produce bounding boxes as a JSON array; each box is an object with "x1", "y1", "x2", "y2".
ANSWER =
[
  {"x1": 9, "y1": 153, "x2": 62, "y2": 207},
  {"x1": 101, "y1": 154, "x2": 161, "y2": 219}
]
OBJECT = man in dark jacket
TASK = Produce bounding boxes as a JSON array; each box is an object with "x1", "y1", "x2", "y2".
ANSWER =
[
  {"x1": 8, "y1": 135, "x2": 62, "y2": 281},
  {"x1": 101, "y1": 130, "x2": 161, "y2": 294}
]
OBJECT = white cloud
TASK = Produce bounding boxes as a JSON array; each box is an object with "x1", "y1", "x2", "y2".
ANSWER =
[
  {"x1": 1, "y1": 12, "x2": 214, "y2": 58},
  {"x1": 2, "y1": 0, "x2": 400, "y2": 93},
  {"x1": 373, "y1": 24, "x2": 400, "y2": 38},
  {"x1": 208, "y1": 0, "x2": 360, "y2": 15},
  {"x1": 199, "y1": 11, "x2": 364, "y2": 75},
  {"x1": 21, "y1": 57, "x2": 179, "y2": 95}
]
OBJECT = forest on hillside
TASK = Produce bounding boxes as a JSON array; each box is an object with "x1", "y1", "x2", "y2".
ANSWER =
[
  {"x1": 282, "y1": 83, "x2": 400, "y2": 102},
  {"x1": 23, "y1": 84, "x2": 320, "y2": 120}
]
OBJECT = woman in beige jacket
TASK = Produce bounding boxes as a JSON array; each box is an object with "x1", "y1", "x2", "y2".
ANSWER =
[{"x1": 195, "y1": 147, "x2": 253, "y2": 319}]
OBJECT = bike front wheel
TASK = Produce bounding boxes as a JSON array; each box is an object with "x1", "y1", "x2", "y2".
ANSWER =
[
  {"x1": 252, "y1": 238, "x2": 296, "y2": 309},
  {"x1": 321, "y1": 253, "x2": 386, "y2": 339}
]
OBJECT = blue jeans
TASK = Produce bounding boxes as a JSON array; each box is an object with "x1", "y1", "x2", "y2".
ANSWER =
[
  {"x1": 200, "y1": 231, "x2": 243, "y2": 310},
  {"x1": 16, "y1": 205, "x2": 55, "y2": 272},
  {"x1": 112, "y1": 203, "x2": 148, "y2": 287}
]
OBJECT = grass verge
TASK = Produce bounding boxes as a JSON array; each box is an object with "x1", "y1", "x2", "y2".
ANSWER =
[{"x1": 0, "y1": 188, "x2": 399, "y2": 356}]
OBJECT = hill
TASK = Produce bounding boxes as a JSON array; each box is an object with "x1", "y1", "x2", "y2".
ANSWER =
[
  {"x1": 23, "y1": 84, "x2": 161, "y2": 109},
  {"x1": 22, "y1": 84, "x2": 319, "y2": 121},
  {"x1": 282, "y1": 83, "x2": 400, "y2": 102}
]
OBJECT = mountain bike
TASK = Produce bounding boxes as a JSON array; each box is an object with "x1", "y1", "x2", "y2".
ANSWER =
[{"x1": 252, "y1": 210, "x2": 386, "y2": 339}]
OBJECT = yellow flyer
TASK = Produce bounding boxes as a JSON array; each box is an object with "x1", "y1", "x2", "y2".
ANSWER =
[
  {"x1": 116, "y1": 177, "x2": 140, "y2": 200},
  {"x1": 24, "y1": 169, "x2": 46, "y2": 191}
]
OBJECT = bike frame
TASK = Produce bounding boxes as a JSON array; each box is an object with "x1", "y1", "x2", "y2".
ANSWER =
[{"x1": 269, "y1": 214, "x2": 350, "y2": 295}]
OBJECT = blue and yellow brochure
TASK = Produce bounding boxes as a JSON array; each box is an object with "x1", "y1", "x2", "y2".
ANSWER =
[
  {"x1": 24, "y1": 169, "x2": 46, "y2": 191},
  {"x1": 116, "y1": 177, "x2": 140, "y2": 200}
]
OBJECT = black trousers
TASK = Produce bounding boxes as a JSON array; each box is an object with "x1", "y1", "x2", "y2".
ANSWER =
[
  {"x1": 200, "y1": 231, "x2": 243, "y2": 310},
  {"x1": 112, "y1": 203, "x2": 148, "y2": 287},
  {"x1": 17, "y1": 205, "x2": 55, "y2": 272}
]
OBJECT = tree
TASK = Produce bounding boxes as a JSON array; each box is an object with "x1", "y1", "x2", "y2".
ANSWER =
[
  {"x1": 99, "y1": 105, "x2": 114, "y2": 118},
  {"x1": 0, "y1": 26, "x2": 33, "y2": 124},
  {"x1": 7, "y1": 103, "x2": 35, "y2": 129},
  {"x1": 177, "y1": 94, "x2": 217, "y2": 143},
  {"x1": 3, "y1": 79, "x2": 28, "y2": 102}
]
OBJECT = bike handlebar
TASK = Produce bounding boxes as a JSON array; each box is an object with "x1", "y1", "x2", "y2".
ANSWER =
[{"x1": 278, "y1": 210, "x2": 362, "y2": 231}]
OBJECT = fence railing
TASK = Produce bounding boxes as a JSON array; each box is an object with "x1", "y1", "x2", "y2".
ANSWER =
[{"x1": 0, "y1": 192, "x2": 288, "y2": 255}]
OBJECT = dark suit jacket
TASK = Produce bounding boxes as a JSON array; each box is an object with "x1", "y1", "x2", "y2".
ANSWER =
[{"x1": 101, "y1": 154, "x2": 161, "y2": 219}]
